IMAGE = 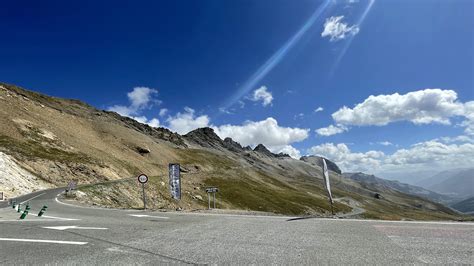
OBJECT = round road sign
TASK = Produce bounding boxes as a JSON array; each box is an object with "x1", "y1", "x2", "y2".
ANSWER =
[{"x1": 137, "y1": 174, "x2": 148, "y2": 184}]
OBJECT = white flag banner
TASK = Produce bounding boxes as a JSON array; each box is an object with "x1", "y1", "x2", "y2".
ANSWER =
[{"x1": 322, "y1": 159, "x2": 333, "y2": 204}]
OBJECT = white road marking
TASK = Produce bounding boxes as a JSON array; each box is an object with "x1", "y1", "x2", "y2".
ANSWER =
[
  {"x1": 325, "y1": 218, "x2": 474, "y2": 226},
  {"x1": 0, "y1": 219, "x2": 57, "y2": 222},
  {"x1": 43, "y1": 225, "x2": 108, "y2": 231},
  {"x1": 0, "y1": 238, "x2": 87, "y2": 245},
  {"x1": 20, "y1": 193, "x2": 46, "y2": 204},
  {"x1": 129, "y1": 214, "x2": 169, "y2": 219},
  {"x1": 42, "y1": 215, "x2": 80, "y2": 221}
]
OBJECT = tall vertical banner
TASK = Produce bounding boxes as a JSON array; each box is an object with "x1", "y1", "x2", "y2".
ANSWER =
[
  {"x1": 169, "y1": 163, "x2": 181, "y2": 200},
  {"x1": 322, "y1": 159, "x2": 333, "y2": 204}
]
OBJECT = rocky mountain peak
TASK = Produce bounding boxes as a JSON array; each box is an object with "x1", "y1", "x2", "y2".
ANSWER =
[
  {"x1": 184, "y1": 127, "x2": 224, "y2": 149},
  {"x1": 223, "y1": 137, "x2": 244, "y2": 153},
  {"x1": 253, "y1": 144, "x2": 274, "y2": 157}
]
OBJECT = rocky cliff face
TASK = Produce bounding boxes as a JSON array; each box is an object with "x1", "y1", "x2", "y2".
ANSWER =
[
  {"x1": 184, "y1": 127, "x2": 224, "y2": 149},
  {"x1": 300, "y1": 155, "x2": 342, "y2": 174}
]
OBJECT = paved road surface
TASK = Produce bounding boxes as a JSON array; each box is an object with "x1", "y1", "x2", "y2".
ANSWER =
[{"x1": 0, "y1": 188, "x2": 473, "y2": 264}]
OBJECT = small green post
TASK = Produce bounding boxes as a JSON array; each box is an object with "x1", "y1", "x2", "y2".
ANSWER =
[
  {"x1": 17, "y1": 203, "x2": 21, "y2": 213},
  {"x1": 38, "y1": 205, "x2": 48, "y2": 217},
  {"x1": 19, "y1": 210, "x2": 28, "y2": 220},
  {"x1": 12, "y1": 201, "x2": 16, "y2": 209}
]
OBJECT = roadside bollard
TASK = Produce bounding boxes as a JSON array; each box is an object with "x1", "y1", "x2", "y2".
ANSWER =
[
  {"x1": 38, "y1": 205, "x2": 48, "y2": 217},
  {"x1": 12, "y1": 201, "x2": 16, "y2": 209},
  {"x1": 17, "y1": 203, "x2": 21, "y2": 213},
  {"x1": 19, "y1": 210, "x2": 28, "y2": 220}
]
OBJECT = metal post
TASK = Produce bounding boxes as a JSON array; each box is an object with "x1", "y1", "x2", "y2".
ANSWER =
[
  {"x1": 142, "y1": 183, "x2": 146, "y2": 210},
  {"x1": 213, "y1": 192, "x2": 216, "y2": 209},
  {"x1": 208, "y1": 193, "x2": 211, "y2": 210}
]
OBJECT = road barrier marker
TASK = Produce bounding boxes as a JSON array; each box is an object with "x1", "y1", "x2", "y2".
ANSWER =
[
  {"x1": 19, "y1": 210, "x2": 28, "y2": 220},
  {"x1": 38, "y1": 205, "x2": 48, "y2": 217},
  {"x1": 0, "y1": 238, "x2": 87, "y2": 245}
]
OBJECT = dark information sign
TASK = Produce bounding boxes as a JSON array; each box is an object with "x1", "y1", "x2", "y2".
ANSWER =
[{"x1": 169, "y1": 163, "x2": 181, "y2": 200}]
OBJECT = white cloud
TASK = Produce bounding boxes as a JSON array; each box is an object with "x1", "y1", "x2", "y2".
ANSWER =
[
  {"x1": 378, "y1": 141, "x2": 393, "y2": 146},
  {"x1": 323, "y1": 89, "x2": 474, "y2": 136},
  {"x1": 314, "y1": 107, "x2": 324, "y2": 113},
  {"x1": 461, "y1": 101, "x2": 474, "y2": 135},
  {"x1": 214, "y1": 117, "x2": 309, "y2": 150},
  {"x1": 107, "y1": 87, "x2": 161, "y2": 128},
  {"x1": 167, "y1": 107, "x2": 210, "y2": 134},
  {"x1": 308, "y1": 138, "x2": 474, "y2": 174},
  {"x1": 108, "y1": 87, "x2": 159, "y2": 116},
  {"x1": 315, "y1": 124, "x2": 348, "y2": 136},
  {"x1": 437, "y1": 135, "x2": 474, "y2": 144},
  {"x1": 251, "y1": 86, "x2": 273, "y2": 107},
  {"x1": 309, "y1": 143, "x2": 384, "y2": 172},
  {"x1": 159, "y1": 108, "x2": 168, "y2": 117},
  {"x1": 332, "y1": 89, "x2": 465, "y2": 126},
  {"x1": 131, "y1": 116, "x2": 160, "y2": 128},
  {"x1": 384, "y1": 141, "x2": 474, "y2": 170},
  {"x1": 321, "y1": 16, "x2": 359, "y2": 42},
  {"x1": 148, "y1": 118, "x2": 160, "y2": 128}
]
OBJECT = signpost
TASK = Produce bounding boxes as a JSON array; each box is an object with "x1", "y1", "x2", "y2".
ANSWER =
[
  {"x1": 205, "y1": 187, "x2": 219, "y2": 209},
  {"x1": 137, "y1": 174, "x2": 148, "y2": 210},
  {"x1": 66, "y1": 181, "x2": 77, "y2": 196},
  {"x1": 169, "y1": 164, "x2": 181, "y2": 200}
]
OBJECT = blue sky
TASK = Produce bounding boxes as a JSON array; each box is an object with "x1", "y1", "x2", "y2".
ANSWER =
[{"x1": 1, "y1": 0, "x2": 473, "y2": 177}]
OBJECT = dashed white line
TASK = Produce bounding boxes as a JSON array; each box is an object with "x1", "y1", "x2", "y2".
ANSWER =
[
  {"x1": 43, "y1": 225, "x2": 108, "y2": 231},
  {"x1": 42, "y1": 215, "x2": 80, "y2": 221},
  {"x1": 129, "y1": 214, "x2": 169, "y2": 219},
  {"x1": 20, "y1": 193, "x2": 46, "y2": 204},
  {"x1": 0, "y1": 238, "x2": 87, "y2": 245}
]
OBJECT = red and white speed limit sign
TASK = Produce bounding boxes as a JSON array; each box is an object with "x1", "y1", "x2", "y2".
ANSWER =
[{"x1": 137, "y1": 174, "x2": 148, "y2": 184}]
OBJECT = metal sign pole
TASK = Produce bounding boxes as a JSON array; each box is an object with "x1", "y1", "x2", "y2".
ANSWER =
[
  {"x1": 142, "y1": 183, "x2": 146, "y2": 210},
  {"x1": 208, "y1": 193, "x2": 211, "y2": 210},
  {"x1": 213, "y1": 192, "x2": 216, "y2": 209}
]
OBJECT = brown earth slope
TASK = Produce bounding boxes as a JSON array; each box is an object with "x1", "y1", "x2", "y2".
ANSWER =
[{"x1": 0, "y1": 82, "x2": 464, "y2": 220}]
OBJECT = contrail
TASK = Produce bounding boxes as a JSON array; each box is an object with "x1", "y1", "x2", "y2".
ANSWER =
[
  {"x1": 222, "y1": 0, "x2": 333, "y2": 110},
  {"x1": 329, "y1": 0, "x2": 375, "y2": 77}
]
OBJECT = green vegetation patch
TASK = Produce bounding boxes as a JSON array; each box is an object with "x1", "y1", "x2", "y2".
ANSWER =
[
  {"x1": 0, "y1": 135, "x2": 94, "y2": 164},
  {"x1": 204, "y1": 174, "x2": 351, "y2": 215}
]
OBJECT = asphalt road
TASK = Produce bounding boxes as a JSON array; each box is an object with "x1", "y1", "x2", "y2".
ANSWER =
[{"x1": 0, "y1": 188, "x2": 473, "y2": 265}]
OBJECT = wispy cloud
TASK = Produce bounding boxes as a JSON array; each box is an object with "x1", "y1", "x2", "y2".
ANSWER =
[
  {"x1": 321, "y1": 16, "x2": 359, "y2": 42},
  {"x1": 314, "y1": 107, "x2": 324, "y2": 113},
  {"x1": 315, "y1": 124, "x2": 348, "y2": 136},
  {"x1": 250, "y1": 86, "x2": 273, "y2": 107}
]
